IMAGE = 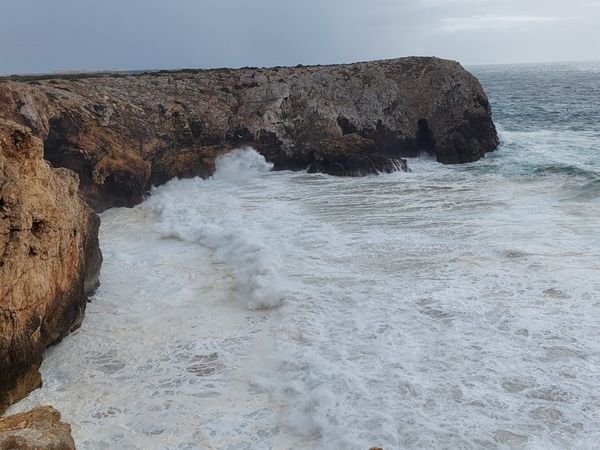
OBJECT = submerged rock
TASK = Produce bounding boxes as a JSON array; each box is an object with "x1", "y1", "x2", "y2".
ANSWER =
[
  {"x1": 0, "y1": 405, "x2": 75, "y2": 450},
  {"x1": 0, "y1": 57, "x2": 498, "y2": 211},
  {"x1": 0, "y1": 120, "x2": 102, "y2": 414}
]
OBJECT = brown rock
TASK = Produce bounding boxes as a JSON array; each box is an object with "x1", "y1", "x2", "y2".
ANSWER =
[
  {"x1": 0, "y1": 57, "x2": 498, "y2": 212},
  {"x1": 0, "y1": 119, "x2": 102, "y2": 414},
  {"x1": 0, "y1": 405, "x2": 75, "y2": 450}
]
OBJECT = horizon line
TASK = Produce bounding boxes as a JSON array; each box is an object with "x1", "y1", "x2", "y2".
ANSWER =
[{"x1": 2, "y1": 57, "x2": 599, "y2": 78}]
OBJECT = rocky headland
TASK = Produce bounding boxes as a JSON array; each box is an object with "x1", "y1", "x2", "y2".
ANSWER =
[
  {"x1": 0, "y1": 57, "x2": 498, "y2": 212},
  {"x1": 0, "y1": 57, "x2": 498, "y2": 442}
]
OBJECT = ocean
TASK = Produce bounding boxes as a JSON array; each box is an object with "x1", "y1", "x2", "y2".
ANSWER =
[{"x1": 7, "y1": 61, "x2": 600, "y2": 449}]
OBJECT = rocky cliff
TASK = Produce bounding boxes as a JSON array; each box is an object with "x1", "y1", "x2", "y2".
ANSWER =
[
  {"x1": 0, "y1": 57, "x2": 498, "y2": 212},
  {"x1": 0, "y1": 120, "x2": 102, "y2": 414}
]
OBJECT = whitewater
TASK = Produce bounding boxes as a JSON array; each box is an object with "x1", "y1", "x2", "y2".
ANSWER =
[{"x1": 7, "y1": 61, "x2": 600, "y2": 449}]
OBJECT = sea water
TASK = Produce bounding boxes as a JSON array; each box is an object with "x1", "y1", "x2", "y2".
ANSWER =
[{"x1": 7, "y1": 62, "x2": 600, "y2": 449}]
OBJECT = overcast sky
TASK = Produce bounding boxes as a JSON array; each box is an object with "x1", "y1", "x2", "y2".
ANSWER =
[{"x1": 2, "y1": 0, "x2": 600, "y2": 75}]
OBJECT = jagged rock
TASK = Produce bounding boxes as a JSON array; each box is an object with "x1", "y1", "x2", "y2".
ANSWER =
[
  {"x1": 0, "y1": 57, "x2": 498, "y2": 211},
  {"x1": 0, "y1": 120, "x2": 102, "y2": 414},
  {"x1": 0, "y1": 405, "x2": 75, "y2": 450}
]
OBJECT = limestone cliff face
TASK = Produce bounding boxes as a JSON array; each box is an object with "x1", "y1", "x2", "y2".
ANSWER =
[
  {"x1": 0, "y1": 57, "x2": 498, "y2": 211},
  {"x1": 0, "y1": 120, "x2": 102, "y2": 414}
]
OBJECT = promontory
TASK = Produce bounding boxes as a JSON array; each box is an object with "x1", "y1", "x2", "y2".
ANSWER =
[{"x1": 0, "y1": 56, "x2": 498, "y2": 212}]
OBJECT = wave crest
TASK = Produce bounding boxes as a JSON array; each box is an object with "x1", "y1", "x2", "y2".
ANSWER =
[
  {"x1": 212, "y1": 147, "x2": 274, "y2": 181},
  {"x1": 143, "y1": 148, "x2": 284, "y2": 309}
]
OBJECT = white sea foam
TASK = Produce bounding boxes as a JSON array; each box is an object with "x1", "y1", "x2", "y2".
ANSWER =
[
  {"x1": 142, "y1": 149, "x2": 284, "y2": 309},
  {"x1": 253, "y1": 159, "x2": 600, "y2": 449},
  {"x1": 212, "y1": 146, "x2": 274, "y2": 181}
]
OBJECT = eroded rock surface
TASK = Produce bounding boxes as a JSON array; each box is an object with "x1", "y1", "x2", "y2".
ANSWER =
[
  {"x1": 0, "y1": 405, "x2": 75, "y2": 450},
  {"x1": 0, "y1": 57, "x2": 498, "y2": 211},
  {"x1": 0, "y1": 120, "x2": 102, "y2": 414}
]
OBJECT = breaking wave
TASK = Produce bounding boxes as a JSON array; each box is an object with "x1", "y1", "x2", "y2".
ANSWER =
[
  {"x1": 142, "y1": 147, "x2": 285, "y2": 309},
  {"x1": 212, "y1": 146, "x2": 274, "y2": 181}
]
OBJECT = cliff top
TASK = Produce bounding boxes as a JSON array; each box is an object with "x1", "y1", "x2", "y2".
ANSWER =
[{"x1": 0, "y1": 56, "x2": 457, "y2": 83}]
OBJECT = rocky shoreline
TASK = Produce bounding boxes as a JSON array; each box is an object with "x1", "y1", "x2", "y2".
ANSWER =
[
  {"x1": 1, "y1": 56, "x2": 497, "y2": 211},
  {"x1": 0, "y1": 56, "x2": 498, "y2": 447}
]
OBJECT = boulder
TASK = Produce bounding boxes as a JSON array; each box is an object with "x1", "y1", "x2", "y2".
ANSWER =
[
  {"x1": 0, "y1": 57, "x2": 498, "y2": 211},
  {"x1": 0, "y1": 119, "x2": 102, "y2": 414},
  {"x1": 0, "y1": 405, "x2": 75, "y2": 450}
]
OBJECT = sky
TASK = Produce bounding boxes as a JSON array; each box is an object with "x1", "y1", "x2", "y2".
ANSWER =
[{"x1": 1, "y1": 0, "x2": 600, "y2": 75}]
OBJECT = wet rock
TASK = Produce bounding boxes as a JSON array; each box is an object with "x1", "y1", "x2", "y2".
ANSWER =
[
  {"x1": 0, "y1": 57, "x2": 498, "y2": 211},
  {"x1": 0, "y1": 120, "x2": 102, "y2": 413},
  {"x1": 307, "y1": 133, "x2": 407, "y2": 176},
  {"x1": 0, "y1": 405, "x2": 75, "y2": 450}
]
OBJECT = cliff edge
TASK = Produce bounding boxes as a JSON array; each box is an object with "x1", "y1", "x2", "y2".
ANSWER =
[
  {"x1": 0, "y1": 120, "x2": 102, "y2": 414},
  {"x1": 0, "y1": 57, "x2": 498, "y2": 212}
]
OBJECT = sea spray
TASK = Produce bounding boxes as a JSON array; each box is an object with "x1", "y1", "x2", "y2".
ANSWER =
[
  {"x1": 212, "y1": 146, "x2": 274, "y2": 181},
  {"x1": 143, "y1": 148, "x2": 285, "y2": 309}
]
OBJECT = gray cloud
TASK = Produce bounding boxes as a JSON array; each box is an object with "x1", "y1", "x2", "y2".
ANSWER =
[
  {"x1": 439, "y1": 14, "x2": 563, "y2": 33},
  {"x1": 420, "y1": 0, "x2": 492, "y2": 5},
  {"x1": 1, "y1": 0, "x2": 599, "y2": 75}
]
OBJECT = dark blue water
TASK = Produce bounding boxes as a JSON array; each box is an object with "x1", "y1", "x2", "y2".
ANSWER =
[
  {"x1": 470, "y1": 62, "x2": 600, "y2": 199},
  {"x1": 471, "y1": 62, "x2": 600, "y2": 133}
]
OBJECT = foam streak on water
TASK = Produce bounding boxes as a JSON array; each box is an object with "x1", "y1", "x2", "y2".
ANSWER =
[{"x1": 8, "y1": 62, "x2": 600, "y2": 449}]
